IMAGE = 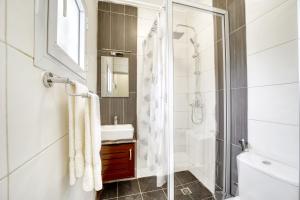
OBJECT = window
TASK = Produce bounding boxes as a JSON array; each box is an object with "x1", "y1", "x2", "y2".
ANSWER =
[{"x1": 35, "y1": 0, "x2": 87, "y2": 80}]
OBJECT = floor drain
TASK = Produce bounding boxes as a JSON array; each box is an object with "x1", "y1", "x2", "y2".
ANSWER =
[{"x1": 181, "y1": 187, "x2": 192, "y2": 195}]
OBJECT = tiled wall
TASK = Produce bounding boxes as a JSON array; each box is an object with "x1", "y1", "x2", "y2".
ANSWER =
[
  {"x1": 212, "y1": 0, "x2": 247, "y2": 195},
  {"x1": 97, "y1": 2, "x2": 137, "y2": 134},
  {"x1": 173, "y1": 9, "x2": 190, "y2": 170},
  {"x1": 0, "y1": 0, "x2": 98, "y2": 199},
  {"x1": 246, "y1": 0, "x2": 299, "y2": 168}
]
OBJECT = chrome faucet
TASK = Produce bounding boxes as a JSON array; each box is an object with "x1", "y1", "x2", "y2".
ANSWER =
[
  {"x1": 239, "y1": 139, "x2": 248, "y2": 151},
  {"x1": 114, "y1": 115, "x2": 118, "y2": 125}
]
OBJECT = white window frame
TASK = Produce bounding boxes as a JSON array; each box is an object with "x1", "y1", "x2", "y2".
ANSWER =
[{"x1": 34, "y1": 0, "x2": 87, "y2": 81}]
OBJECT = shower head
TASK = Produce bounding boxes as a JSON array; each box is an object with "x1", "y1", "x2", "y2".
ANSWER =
[
  {"x1": 176, "y1": 24, "x2": 196, "y2": 33},
  {"x1": 173, "y1": 31, "x2": 185, "y2": 39},
  {"x1": 174, "y1": 24, "x2": 200, "y2": 55}
]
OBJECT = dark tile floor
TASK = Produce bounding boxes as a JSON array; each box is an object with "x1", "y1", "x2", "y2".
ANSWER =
[{"x1": 97, "y1": 171, "x2": 214, "y2": 200}]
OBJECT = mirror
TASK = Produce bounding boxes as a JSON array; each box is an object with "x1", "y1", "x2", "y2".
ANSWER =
[{"x1": 101, "y1": 56, "x2": 129, "y2": 97}]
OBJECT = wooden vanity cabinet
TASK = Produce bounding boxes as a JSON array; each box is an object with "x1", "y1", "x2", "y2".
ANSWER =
[{"x1": 101, "y1": 143, "x2": 135, "y2": 182}]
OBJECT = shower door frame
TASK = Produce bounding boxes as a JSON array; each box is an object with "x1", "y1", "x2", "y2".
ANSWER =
[{"x1": 165, "y1": 0, "x2": 232, "y2": 199}]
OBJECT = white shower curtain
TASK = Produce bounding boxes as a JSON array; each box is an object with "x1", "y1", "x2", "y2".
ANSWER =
[{"x1": 138, "y1": 9, "x2": 168, "y2": 187}]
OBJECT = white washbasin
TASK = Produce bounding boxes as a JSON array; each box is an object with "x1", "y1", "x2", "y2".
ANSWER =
[{"x1": 101, "y1": 124, "x2": 134, "y2": 141}]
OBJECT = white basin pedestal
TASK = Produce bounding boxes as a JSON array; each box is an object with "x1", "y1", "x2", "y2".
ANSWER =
[{"x1": 101, "y1": 124, "x2": 134, "y2": 141}]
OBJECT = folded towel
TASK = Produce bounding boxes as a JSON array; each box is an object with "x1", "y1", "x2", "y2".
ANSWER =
[
  {"x1": 68, "y1": 84, "x2": 76, "y2": 185},
  {"x1": 90, "y1": 93, "x2": 102, "y2": 191},
  {"x1": 83, "y1": 93, "x2": 102, "y2": 191},
  {"x1": 74, "y1": 82, "x2": 88, "y2": 178},
  {"x1": 83, "y1": 94, "x2": 93, "y2": 191}
]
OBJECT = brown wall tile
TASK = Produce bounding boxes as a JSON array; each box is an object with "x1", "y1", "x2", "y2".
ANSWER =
[
  {"x1": 215, "y1": 41, "x2": 224, "y2": 90},
  {"x1": 128, "y1": 54, "x2": 137, "y2": 92},
  {"x1": 227, "y1": 0, "x2": 245, "y2": 32},
  {"x1": 124, "y1": 93, "x2": 137, "y2": 133},
  {"x1": 110, "y1": 98, "x2": 124, "y2": 124},
  {"x1": 125, "y1": 5, "x2": 137, "y2": 16},
  {"x1": 231, "y1": 88, "x2": 247, "y2": 145},
  {"x1": 98, "y1": 11, "x2": 111, "y2": 50},
  {"x1": 100, "y1": 98, "x2": 111, "y2": 125},
  {"x1": 229, "y1": 27, "x2": 247, "y2": 89},
  {"x1": 213, "y1": 0, "x2": 227, "y2": 9},
  {"x1": 98, "y1": 1, "x2": 111, "y2": 12},
  {"x1": 111, "y1": 13, "x2": 125, "y2": 50},
  {"x1": 111, "y1": 3, "x2": 125, "y2": 14},
  {"x1": 230, "y1": 144, "x2": 242, "y2": 195},
  {"x1": 216, "y1": 90, "x2": 224, "y2": 140},
  {"x1": 125, "y1": 15, "x2": 137, "y2": 53}
]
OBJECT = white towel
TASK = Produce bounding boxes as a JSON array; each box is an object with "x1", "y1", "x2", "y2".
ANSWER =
[
  {"x1": 90, "y1": 93, "x2": 102, "y2": 191},
  {"x1": 68, "y1": 84, "x2": 76, "y2": 185},
  {"x1": 83, "y1": 93, "x2": 102, "y2": 191},
  {"x1": 83, "y1": 95, "x2": 93, "y2": 191},
  {"x1": 74, "y1": 82, "x2": 88, "y2": 178}
]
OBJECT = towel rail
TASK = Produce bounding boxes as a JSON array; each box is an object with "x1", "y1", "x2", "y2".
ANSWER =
[{"x1": 42, "y1": 72, "x2": 91, "y2": 98}]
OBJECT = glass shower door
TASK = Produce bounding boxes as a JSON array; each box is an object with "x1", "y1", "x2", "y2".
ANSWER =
[{"x1": 168, "y1": 2, "x2": 230, "y2": 199}]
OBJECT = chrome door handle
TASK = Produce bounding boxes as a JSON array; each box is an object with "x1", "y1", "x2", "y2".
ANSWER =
[{"x1": 129, "y1": 148, "x2": 132, "y2": 160}]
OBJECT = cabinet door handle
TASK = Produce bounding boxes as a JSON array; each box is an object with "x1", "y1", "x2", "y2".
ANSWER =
[{"x1": 129, "y1": 148, "x2": 132, "y2": 160}]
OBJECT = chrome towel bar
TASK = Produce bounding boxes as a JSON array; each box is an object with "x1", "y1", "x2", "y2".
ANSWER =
[{"x1": 42, "y1": 72, "x2": 91, "y2": 98}]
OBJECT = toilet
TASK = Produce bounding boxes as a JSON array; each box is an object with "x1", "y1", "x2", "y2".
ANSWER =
[{"x1": 227, "y1": 152, "x2": 299, "y2": 200}]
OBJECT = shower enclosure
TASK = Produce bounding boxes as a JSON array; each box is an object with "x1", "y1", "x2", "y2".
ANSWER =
[
  {"x1": 140, "y1": 0, "x2": 230, "y2": 199},
  {"x1": 166, "y1": 1, "x2": 231, "y2": 199}
]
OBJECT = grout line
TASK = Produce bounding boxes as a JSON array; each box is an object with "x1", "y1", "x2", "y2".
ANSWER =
[
  {"x1": 7, "y1": 134, "x2": 68, "y2": 176},
  {"x1": 136, "y1": 178, "x2": 144, "y2": 200},
  {"x1": 0, "y1": 175, "x2": 8, "y2": 182},
  {"x1": 162, "y1": 189, "x2": 167, "y2": 199},
  {"x1": 229, "y1": 24, "x2": 246, "y2": 36},
  {"x1": 117, "y1": 192, "x2": 141, "y2": 199},
  {"x1": 140, "y1": 188, "x2": 164, "y2": 194},
  {"x1": 247, "y1": 81, "x2": 298, "y2": 89},
  {"x1": 248, "y1": 118, "x2": 299, "y2": 127},
  {"x1": 248, "y1": 38, "x2": 298, "y2": 57},
  {"x1": 245, "y1": 0, "x2": 290, "y2": 25},
  {"x1": 5, "y1": 43, "x2": 34, "y2": 59},
  {"x1": 116, "y1": 181, "x2": 118, "y2": 198}
]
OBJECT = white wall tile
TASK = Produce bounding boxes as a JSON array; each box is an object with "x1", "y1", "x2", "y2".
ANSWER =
[
  {"x1": 7, "y1": 46, "x2": 68, "y2": 171},
  {"x1": 0, "y1": 42, "x2": 7, "y2": 179},
  {"x1": 9, "y1": 136, "x2": 95, "y2": 200},
  {"x1": 174, "y1": 111, "x2": 188, "y2": 129},
  {"x1": 174, "y1": 94, "x2": 189, "y2": 112},
  {"x1": 137, "y1": 18, "x2": 154, "y2": 38},
  {"x1": 249, "y1": 120, "x2": 299, "y2": 168},
  {"x1": 174, "y1": 77, "x2": 188, "y2": 93},
  {"x1": 86, "y1": 0, "x2": 98, "y2": 93},
  {"x1": 246, "y1": 0, "x2": 297, "y2": 55},
  {"x1": 7, "y1": 0, "x2": 34, "y2": 56},
  {"x1": 0, "y1": 0, "x2": 5, "y2": 41},
  {"x1": 173, "y1": 42, "x2": 188, "y2": 60},
  {"x1": 137, "y1": 36, "x2": 145, "y2": 56},
  {"x1": 137, "y1": 7, "x2": 157, "y2": 21},
  {"x1": 248, "y1": 40, "x2": 298, "y2": 87},
  {"x1": 0, "y1": 177, "x2": 8, "y2": 200},
  {"x1": 199, "y1": 46, "x2": 215, "y2": 72},
  {"x1": 245, "y1": 0, "x2": 288, "y2": 23},
  {"x1": 174, "y1": 59, "x2": 188, "y2": 77},
  {"x1": 174, "y1": 129, "x2": 186, "y2": 146},
  {"x1": 248, "y1": 83, "x2": 299, "y2": 125}
]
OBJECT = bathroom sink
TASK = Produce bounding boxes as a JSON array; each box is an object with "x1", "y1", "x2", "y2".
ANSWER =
[{"x1": 101, "y1": 124, "x2": 134, "y2": 141}]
